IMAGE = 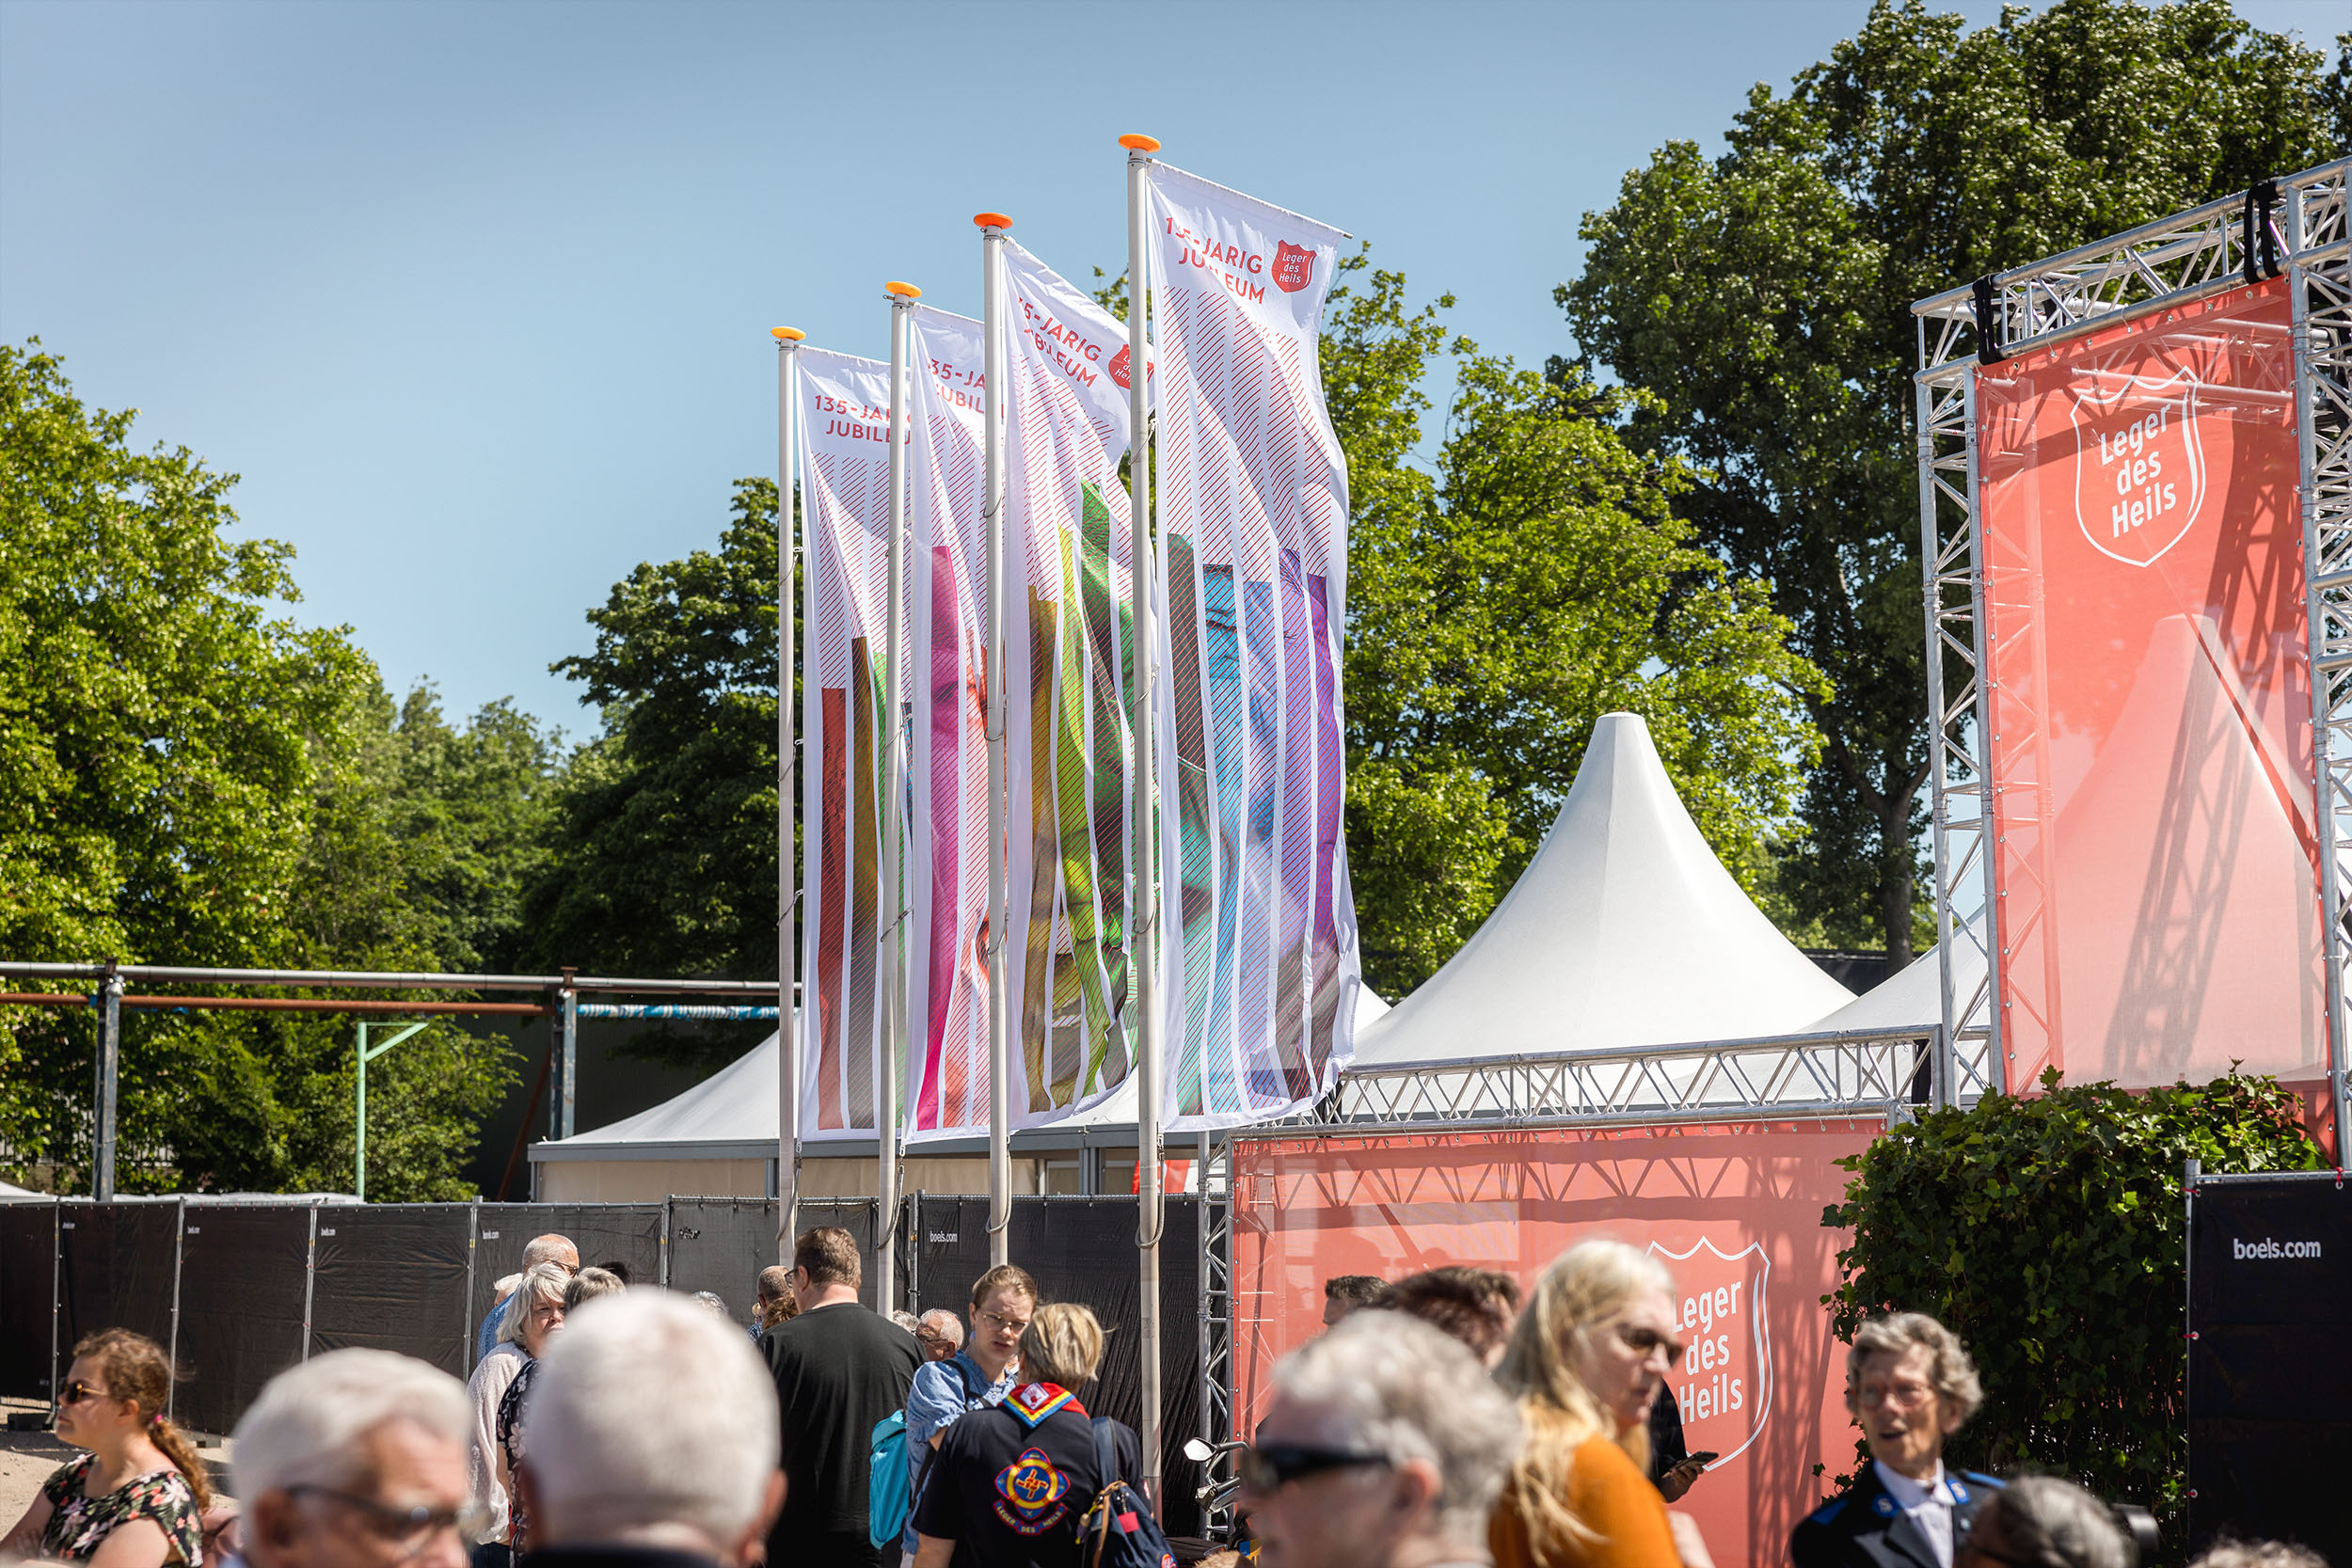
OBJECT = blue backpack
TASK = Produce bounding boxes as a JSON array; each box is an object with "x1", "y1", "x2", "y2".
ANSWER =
[
  {"x1": 1077, "y1": 1419, "x2": 1177, "y2": 1568},
  {"x1": 869, "y1": 1356, "x2": 989, "y2": 1550}
]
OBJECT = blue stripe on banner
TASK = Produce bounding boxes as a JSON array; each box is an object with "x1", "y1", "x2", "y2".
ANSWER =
[
  {"x1": 1241, "y1": 578, "x2": 1279, "y2": 1109},
  {"x1": 1202, "y1": 564, "x2": 1243, "y2": 1116}
]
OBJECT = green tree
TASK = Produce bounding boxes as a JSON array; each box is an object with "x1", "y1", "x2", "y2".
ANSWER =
[
  {"x1": 1331, "y1": 268, "x2": 1825, "y2": 994},
  {"x1": 1823, "y1": 1071, "x2": 2324, "y2": 1541},
  {"x1": 1562, "y1": 0, "x2": 2348, "y2": 963},
  {"x1": 0, "y1": 342, "x2": 529, "y2": 1197}
]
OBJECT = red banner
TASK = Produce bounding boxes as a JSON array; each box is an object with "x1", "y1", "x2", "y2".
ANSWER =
[
  {"x1": 1977, "y1": 277, "x2": 2326, "y2": 1108},
  {"x1": 1229, "y1": 1119, "x2": 1883, "y2": 1566}
]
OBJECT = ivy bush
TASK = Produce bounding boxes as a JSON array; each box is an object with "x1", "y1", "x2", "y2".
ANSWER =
[{"x1": 1822, "y1": 1071, "x2": 2324, "y2": 1544}]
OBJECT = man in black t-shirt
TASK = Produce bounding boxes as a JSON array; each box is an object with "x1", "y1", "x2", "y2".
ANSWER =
[
  {"x1": 764, "y1": 1227, "x2": 920, "y2": 1568},
  {"x1": 911, "y1": 1308, "x2": 1140, "y2": 1568}
]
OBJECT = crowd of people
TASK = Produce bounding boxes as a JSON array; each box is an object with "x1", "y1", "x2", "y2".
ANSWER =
[{"x1": 0, "y1": 1229, "x2": 2325, "y2": 1568}]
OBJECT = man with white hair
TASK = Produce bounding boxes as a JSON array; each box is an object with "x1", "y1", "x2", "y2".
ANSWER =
[
  {"x1": 234, "y1": 1348, "x2": 484, "y2": 1568},
  {"x1": 516, "y1": 1288, "x2": 784, "y2": 1568},
  {"x1": 477, "y1": 1233, "x2": 579, "y2": 1362},
  {"x1": 912, "y1": 1308, "x2": 963, "y2": 1364},
  {"x1": 1241, "y1": 1309, "x2": 1523, "y2": 1568}
]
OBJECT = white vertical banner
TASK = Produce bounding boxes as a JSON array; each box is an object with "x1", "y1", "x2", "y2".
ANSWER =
[
  {"x1": 998, "y1": 238, "x2": 1150, "y2": 1128},
  {"x1": 796, "y1": 347, "x2": 900, "y2": 1141},
  {"x1": 904, "y1": 304, "x2": 993, "y2": 1141},
  {"x1": 1145, "y1": 163, "x2": 1360, "y2": 1130}
]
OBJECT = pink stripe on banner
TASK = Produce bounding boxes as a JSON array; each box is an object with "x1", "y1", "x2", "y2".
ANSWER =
[{"x1": 920, "y1": 544, "x2": 961, "y2": 1128}]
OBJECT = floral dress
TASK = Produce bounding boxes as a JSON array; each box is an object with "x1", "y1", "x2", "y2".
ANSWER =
[
  {"x1": 39, "y1": 1452, "x2": 203, "y2": 1566},
  {"x1": 495, "y1": 1356, "x2": 541, "y2": 1554}
]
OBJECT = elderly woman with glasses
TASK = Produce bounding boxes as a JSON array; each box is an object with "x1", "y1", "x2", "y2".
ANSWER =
[
  {"x1": 1793, "y1": 1312, "x2": 2001, "y2": 1568},
  {"x1": 465, "y1": 1260, "x2": 571, "y2": 1566},
  {"x1": 1490, "y1": 1241, "x2": 1693, "y2": 1568}
]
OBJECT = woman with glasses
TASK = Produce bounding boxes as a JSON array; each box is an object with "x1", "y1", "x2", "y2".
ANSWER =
[
  {"x1": 0, "y1": 1328, "x2": 211, "y2": 1566},
  {"x1": 896, "y1": 1265, "x2": 1035, "y2": 1566},
  {"x1": 909, "y1": 1302, "x2": 1139, "y2": 1568},
  {"x1": 465, "y1": 1260, "x2": 569, "y2": 1568},
  {"x1": 1491, "y1": 1242, "x2": 1689, "y2": 1568}
]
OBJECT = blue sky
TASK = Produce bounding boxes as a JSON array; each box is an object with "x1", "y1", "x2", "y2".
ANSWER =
[{"x1": 4, "y1": 0, "x2": 2341, "y2": 735}]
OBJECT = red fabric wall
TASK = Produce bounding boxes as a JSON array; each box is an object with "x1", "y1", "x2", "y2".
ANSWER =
[{"x1": 1229, "y1": 1118, "x2": 1885, "y2": 1566}]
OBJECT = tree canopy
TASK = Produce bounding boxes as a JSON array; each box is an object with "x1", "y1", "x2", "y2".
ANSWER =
[
  {"x1": 0, "y1": 343, "x2": 544, "y2": 1197},
  {"x1": 1563, "y1": 0, "x2": 2351, "y2": 961}
]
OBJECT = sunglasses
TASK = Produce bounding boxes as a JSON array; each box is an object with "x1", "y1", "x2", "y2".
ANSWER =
[
  {"x1": 1616, "y1": 1324, "x2": 1686, "y2": 1369},
  {"x1": 286, "y1": 1486, "x2": 493, "y2": 1560},
  {"x1": 59, "y1": 1382, "x2": 117, "y2": 1405},
  {"x1": 1238, "y1": 1443, "x2": 1391, "y2": 1493}
]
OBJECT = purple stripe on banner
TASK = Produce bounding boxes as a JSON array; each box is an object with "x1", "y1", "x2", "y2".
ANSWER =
[
  {"x1": 1274, "y1": 551, "x2": 1312, "y2": 1089},
  {"x1": 1240, "y1": 578, "x2": 1289, "y2": 1105},
  {"x1": 1308, "y1": 573, "x2": 1343, "y2": 1072}
]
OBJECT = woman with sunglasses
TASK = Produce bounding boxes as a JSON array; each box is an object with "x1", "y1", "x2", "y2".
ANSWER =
[
  {"x1": 0, "y1": 1328, "x2": 212, "y2": 1566},
  {"x1": 1491, "y1": 1242, "x2": 1690, "y2": 1568}
]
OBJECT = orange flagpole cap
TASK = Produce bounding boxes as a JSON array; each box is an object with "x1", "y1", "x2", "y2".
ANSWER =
[
  {"x1": 884, "y1": 280, "x2": 923, "y2": 299},
  {"x1": 771, "y1": 326, "x2": 806, "y2": 342},
  {"x1": 1119, "y1": 134, "x2": 1161, "y2": 152},
  {"x1": 973, "y1": 212, "x2": 1014, "y2": 230}
]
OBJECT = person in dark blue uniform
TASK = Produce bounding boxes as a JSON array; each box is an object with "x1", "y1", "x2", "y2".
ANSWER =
[{"x1": 1792, "y1": 1313, "x2": 2002, "y2": 1568}]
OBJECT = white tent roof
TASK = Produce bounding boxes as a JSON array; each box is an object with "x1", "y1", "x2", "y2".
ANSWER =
[
  {"x1": 1353, "y1": 712, "x2": 1852, "y2": 1068},
  {"x1": 1803, "y1": 940, "x2": 1985, "y2": 1037},
  {"x1": 534, "y1": 990, "x2": 1393, "y2": 1159}
]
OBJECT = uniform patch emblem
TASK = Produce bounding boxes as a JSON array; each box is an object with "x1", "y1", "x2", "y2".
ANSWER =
[
  {"x1": 1873, "y1": 1495, "x2": 1897, "y2": 1517},
  {"x1": 1006, "y1": 1381, "x2": 1083, "y2": 1429},
  {"x1": 994, "y1": 1447, "x2": 1072, "y2": 1535}
]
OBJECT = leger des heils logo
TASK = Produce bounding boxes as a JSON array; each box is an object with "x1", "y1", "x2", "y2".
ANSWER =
[
  {"x1": 2064, "y1": 367, "x2": 2208, "y2": 567},
  {"x1": 1645, "y1": 1237, "x2": 1773, "y2": 1465},
  {"x1": 1272, "y1": 241, "x2": 1315, "y2": 294}
]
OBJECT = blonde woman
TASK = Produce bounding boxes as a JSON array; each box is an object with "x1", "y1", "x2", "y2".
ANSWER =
[
  {"x1": 1492, "y1": 1241, "x2": 1689, "y2": 1568},
  {"x1": 467, "y1": 1259, "x2": 570, "y2": 1561}
]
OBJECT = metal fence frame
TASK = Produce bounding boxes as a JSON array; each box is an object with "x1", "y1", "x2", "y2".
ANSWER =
[{"x1": 1910, "y1": 158, "x2": 2352, "y2": 1143}]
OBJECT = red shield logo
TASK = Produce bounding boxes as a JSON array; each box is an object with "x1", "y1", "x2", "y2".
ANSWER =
[
  {"x1": 1646, "y1": 1237, "x2": 1772, "y2": 1465},
  {"x1": 1272, "y1": 241, "x2": 1315, "y2": 294},
  {"x1": 1109, "y1": 343, "x2": 1131, "y2": 389},
  {"x1": 2065, "y1": 368, "x2": 2207, "y2": 567}
]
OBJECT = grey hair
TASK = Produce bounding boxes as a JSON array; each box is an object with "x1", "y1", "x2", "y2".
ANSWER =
[
  {"x1": 1849, "y1": 1312, "x2": 1983, "y2": 1424},
  {"x1": 890, "y1": 1310, "x2": 922, "y2": 1332},
  {"x1": 918, "y1": 1308, "x2": 964, "y2": 1347},
  {"x1": 1979, "y1": 1478, "x2": 2134, "y2": 1568},
  {"x1": 1273, "y1": 1310, "x2": 1524, "y2": 1547},
  {"x1": 232, "y1": 1349, "x2": 470, "y2": 1501},
  {"x1": 501, "y1": 1260, "x2": 573, "y2": 1345},
  {"x1": 2188, "y1": 1544, "x2": 2327, "y2": 1568},
  {"x1": 565, "y1": 1266, "x2": 628, "y2": 1313},
  {"x1": 527, "y1": 1288, "x2": 780, "y2": 1545}
]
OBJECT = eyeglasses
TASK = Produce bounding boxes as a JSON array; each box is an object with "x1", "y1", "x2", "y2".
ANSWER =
[
  {"x1": 59, "y1": 1382, "x2": 117, "y2": 1405},
  {"x1": 1616, "y1": 1324, "x2": 1686, "y2": 1369},
  {"x1": 1856, "y1": 1380, "x2": 1936, "y2": 1410},
  {"x1": 977, "y1": 1309, "x2": 1031, "y2": 1336},
  {"x1": 1238, "y1": 1443, "x2": 1391, "y2": 1493},
  {"x1": 286, "y1": 1486, "x2": 492, "y2": 1560}
]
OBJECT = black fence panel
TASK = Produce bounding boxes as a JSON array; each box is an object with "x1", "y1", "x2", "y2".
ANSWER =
[
  {"x1": 0, "y1": 1202, "x2": 56, "y2": 1399},
  {"x1": 56, "y1": 1201, "x2": 178, "y2": 1365},
  {"x1": 666, "y1": 1198, "x2": 886, "y2": 1323},
  {"x1": 2187, "y1": 1174, "x2": 2351, "y2": 1562},
  {"x1": 468, "y1": 1204, "x2": 664, "y2": 1361},
  {"x1": 914, "y1": 1196, "x2": 1203, "y2": 1536},
  {"x1": 171, "y1": 1206, "x2": 311, "y2": 1435},
  {"x1": 310, "y1": 1206, "x2": 472, "y2": 1379}
]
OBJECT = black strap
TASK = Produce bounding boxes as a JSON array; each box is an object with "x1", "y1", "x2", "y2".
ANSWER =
[
  {"x1": 1091, "y1": 1415, "x2": 1119, "y2": 1489},
  {"x1": 2244, "y1": 179, "x2": 2282, "y2": 285},
  {"x1": 1972, "y1": 275, "x2": 2007, "y2": 365}
]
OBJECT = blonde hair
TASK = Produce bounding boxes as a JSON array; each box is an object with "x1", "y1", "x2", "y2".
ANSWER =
[
  {"x1": 1494, "y1": 1242, "x2": 1672, "y2": 1564},
  {"x1": 501, "y1": 1260, "x2": 572, "y2": 1345},
  {"x1": 1017, "y1": 1303, "x2": 1105, "y2": 1389}
]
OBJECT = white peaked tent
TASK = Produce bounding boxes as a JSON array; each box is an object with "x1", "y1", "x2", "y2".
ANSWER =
[
  {"x1": 1353, "y1": 711, "x2": 1853, "y2": 1069},
  {"x1": 530, "y1": 993, "x2": 1393, "y2": 1201},
  {"x1": 1803, "y1": 936, "x2": 1986, "y2": 1037}
]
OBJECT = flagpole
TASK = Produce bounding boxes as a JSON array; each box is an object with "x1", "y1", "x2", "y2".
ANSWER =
[
  {"x1": 977, "y1": 214, "x2": 1013, "y2": 1269},
  {"x1": 882, "y1": 279, "x2": 921, "y2": 1312},
  {"x1": 773, "y1": 325, "x2": 806, "y2": 1262},
  {"x1": 1120, "y1": 130, "x2": 1165, "y2": 1514}
]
